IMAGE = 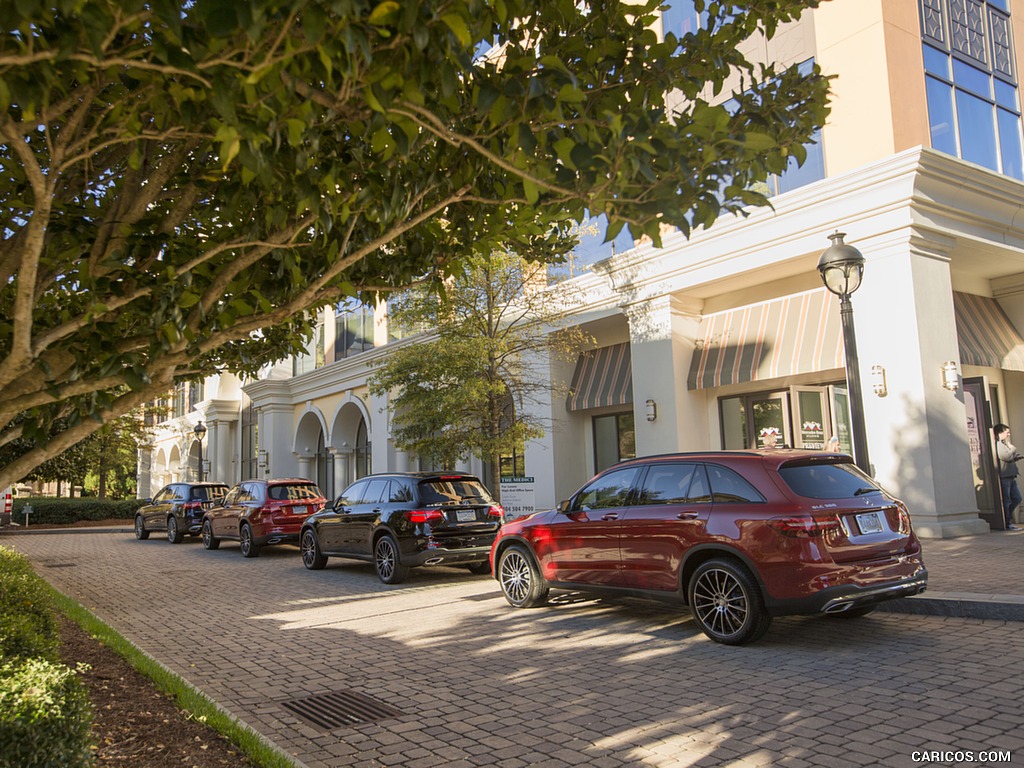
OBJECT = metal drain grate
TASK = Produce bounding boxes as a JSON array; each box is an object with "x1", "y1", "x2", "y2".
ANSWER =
[
  {"x1": 43, "y1": 563, "x2": 77, "y2": 568},
  {"x1": 280, "y1": 690, "x2": 403, "y2": 730}
]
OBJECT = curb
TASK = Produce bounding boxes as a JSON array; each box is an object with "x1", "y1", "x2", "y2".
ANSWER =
[{"x1": 878, "y1": 592, "x2": 1024, "y2": 622}]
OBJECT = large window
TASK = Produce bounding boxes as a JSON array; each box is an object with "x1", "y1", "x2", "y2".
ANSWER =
[
  {"x1": 240, "y1": 394, "x2": 258, "y2": 480},
  {"x1": 293, "y1": 312, "x2": 326, "y2": 376},
  {"x1": 921, "y1": 0, "x2": 1023, "y2": 179},
  {"x1": 335, "y1": 298, "x2": 375, "y2": 360},
  {"x1": 593, "y1": 412, "x2": 636, "y2": 474},
  {"x1": 661, "y1": 0, "x2": 704, "y2": 40}
]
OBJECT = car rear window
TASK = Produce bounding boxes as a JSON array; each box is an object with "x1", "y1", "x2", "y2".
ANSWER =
[
  {"x1": 417, "y1": 478, "x2": 494, "y2": 506},
  {"x1": 777, "y1": 461, "x2": 882, "y2": 500},
  {"x1": 191, "y1": 486, "x2": 228, "y2": 501},
  {"x1": 268, "y1": 483, "x2": 323, "y2": 501}
]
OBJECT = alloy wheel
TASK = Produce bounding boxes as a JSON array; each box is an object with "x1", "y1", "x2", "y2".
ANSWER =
[
  {"x1": 500, "y1": 550, "x2": 532, "y2": 605},
  {"x1": 687, "y1": 559, "x2": 770, "y2": 645}
]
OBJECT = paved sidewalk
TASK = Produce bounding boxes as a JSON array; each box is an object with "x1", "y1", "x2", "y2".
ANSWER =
[{"x1": 4, "y1": 526, "x2": 1024, "y2": 768}]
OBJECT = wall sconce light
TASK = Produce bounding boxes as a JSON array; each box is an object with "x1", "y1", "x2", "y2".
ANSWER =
[
  {"x1": 645, "y1": 399, "x2": 657, "y2": 422},
  {"x1": 870, "y1": 365, "x2": 887, "y2": 397},
  {"x1": 941, "y1": 361, "x2": 960, "y2": 392}
]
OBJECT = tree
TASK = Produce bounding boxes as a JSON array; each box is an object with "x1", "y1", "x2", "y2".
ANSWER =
[
  {"x1": 0, "y1": 0, "x2": 830, "y2": 489},
  {"x1": 369, "y1": 250, "x2": 590, "y2": 493}
]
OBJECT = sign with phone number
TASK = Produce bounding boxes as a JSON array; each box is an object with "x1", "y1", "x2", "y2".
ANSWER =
[{"x1": 499, "y1": 477, "x2": 535, "y2": 523}]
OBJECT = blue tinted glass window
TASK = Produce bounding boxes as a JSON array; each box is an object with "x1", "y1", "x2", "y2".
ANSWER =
[
  {"x1": 923, "y1": 45, "x2": 950, "y2": 77},
  {"x1": 776, "y1": 131, "x2": 825, "y2": 195},
  {"x1": 956, "y1": 90, "x2": 999, "y2": 170},
  {"x1": 953, "y1": 59, "x2": 993, "y2": 98},
  {"x1": 995, "y1": 79, "x2": 1018, "y2": 109},
  {"x1": 919, "y1": 0, "x2": 1023, "y2": 179},
  {"x1": 662, "y1": 0, "x2": 700, "y2": 38},
  {"x1": 998, "y1": 108, "x2": 1024, "y2": 179},
  {"x1": 926, "y1": 76, "x2": 958, "y2": 155}
]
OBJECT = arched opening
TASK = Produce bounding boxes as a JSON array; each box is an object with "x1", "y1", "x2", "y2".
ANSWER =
[
  {"x1": 315, "y1": 429, "x2": 334, "y2": 497},
  {"x1": 355, "y1": 416, "x2": 370, "y2": 479}
]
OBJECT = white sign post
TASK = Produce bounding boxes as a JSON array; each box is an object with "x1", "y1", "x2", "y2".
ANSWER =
[{"x1": 499, "y1": 477, "x2": 535, "y2": 523}]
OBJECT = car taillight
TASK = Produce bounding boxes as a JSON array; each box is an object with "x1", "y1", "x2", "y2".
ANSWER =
[
  {"x1": 487, "y1": 505, "x2": 504, "y2": 519},
  {"x1": 896, "y1": 506, "x2": 912, "y2": 534},
  {"x1": 406, "y1": 510, "x2": 445, "y2": 524},
  {"x1": 767, "y1": 515, "x2": 842, "y2": 538},
  {"x1": 183, "y1": 501, "x2": 203, "y2": 512}
]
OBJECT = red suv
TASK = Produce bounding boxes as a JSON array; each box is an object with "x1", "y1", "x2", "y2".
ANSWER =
[
  {"x1": 202, "y1": 478, "x2": 326, "y2": 557},
  {"x1": 491, "y1": 451, "x2": 927, "y2": 645}
]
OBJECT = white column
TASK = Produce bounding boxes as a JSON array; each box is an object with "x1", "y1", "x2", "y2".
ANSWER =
[
  {"x1": 853, "y1": 230, "x2": 986, "y2": 537},
  {"x1": 625, "y1": 295, "x2": 709, "y2": 456}
]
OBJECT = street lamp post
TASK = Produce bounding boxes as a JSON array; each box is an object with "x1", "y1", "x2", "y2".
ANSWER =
[
  {"x1": 817, "y1": 232, "x2": 871, "y2": 475},
  {"x1": 193, "y1": 421, "x2": 207, "y2": 482}
]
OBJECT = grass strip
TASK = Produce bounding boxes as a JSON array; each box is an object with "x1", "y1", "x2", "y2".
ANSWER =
[{"x1": 47, "y1": 588, "x2": 303, "y2": 768}]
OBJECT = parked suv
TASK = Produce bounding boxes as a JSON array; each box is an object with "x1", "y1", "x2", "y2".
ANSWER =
[
  {"x1": 202, "y1": 478, "x2": 325, "y2": 557},
  {"x1": 135, "y1": 483, "x2": 229, "y2": 543},
  {"x1": 300, "y1": 472, "x2": 505, "y2": 583},
  {"x1": 491, "y1": 451, "x2": 928, "y2": 645}
]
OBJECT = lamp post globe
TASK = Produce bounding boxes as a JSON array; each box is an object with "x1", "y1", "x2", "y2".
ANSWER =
[
  {"x1": 817, "y1": 232, "x2": 871, "y2": 475},
  {"x1": 193, "y1": 420, "x2": 207, "y2": 482},
  {"x1": 817, "y1": 231, "x2": 866, "y2": 298}
]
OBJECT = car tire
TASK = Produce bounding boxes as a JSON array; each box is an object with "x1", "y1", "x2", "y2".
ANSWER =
[
  {"x1": 134, "y1": 515, "x2": 149, "y2": 540},
  {"x1": 688, "y1": 558, "x2": 772, "y2": 646},
  {"x1": 201, "y1": 519, "x2": 220, "y2": 550},
  {"x1": 466, "y1": 560, "x2": 491, "y2": 575},
  {"x1": 167, "y1": 516, "x2": 183, "y2": 544},
  {"x1": 374, "y1": 535, "x2": 409, "y2": 584},
  {"x1": 497, "y1": 545, "x2": 549, "y2": 608},
  {"x1": 239, "y1": 523, "x2": 260, "y2": 558},
  {"x1": 827, "y1": 604, "x2": 877, "y2": 619},
  {"x1": 301, "y1": 529, "x2": 327, "y2": 570}
]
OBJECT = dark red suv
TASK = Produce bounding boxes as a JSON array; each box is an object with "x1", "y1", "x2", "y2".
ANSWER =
[
  {"x1": 202, "y1": 478, "x2": 326, "y2": 557},
  {"x1": 491, "y1": 451, "x2": 927, "y2": 645}
]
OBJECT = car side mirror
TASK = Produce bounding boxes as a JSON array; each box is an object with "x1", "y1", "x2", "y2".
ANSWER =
[
  {"x1": 558, "y1": 499, "x2": 571, "y2": 514},
  {"x1": 143, "y1": 498, "x2": 152, "y2": 504}
]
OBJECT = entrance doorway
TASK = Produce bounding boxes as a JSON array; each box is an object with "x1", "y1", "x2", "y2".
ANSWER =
[
  {"x1": 964, "y1": 377, "x2": 1002, "y2": 530},
  {"x1": 719, "y1": 384, "x2": 853, "y2": 452}
]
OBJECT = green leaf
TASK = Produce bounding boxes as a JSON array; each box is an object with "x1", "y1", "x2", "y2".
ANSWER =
[
  {"x1": 368, "y1": 1, "x2": 400, "y2": 26},
  {"x1": 441, "y1": 13, "x2": 472, "y2": 48}
]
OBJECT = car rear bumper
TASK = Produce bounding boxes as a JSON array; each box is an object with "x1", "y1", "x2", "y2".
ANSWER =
[
  {"x1": 254, "y1": 528, "x2": 302, "y2": 547},
  {"x1": 404, "y1": 545, "x2": 492, "y2": 568},
  {"x1": 765, "y1": 569, "x2": 929, "y2": 616}
]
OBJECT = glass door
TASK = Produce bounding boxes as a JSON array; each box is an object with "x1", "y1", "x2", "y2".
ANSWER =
[
  {"x1": 751, "y1": 393, "x2": 790, "y2": 448},
  {"x1": 790, "y1": 387, "x2": 829, "y2": 449},
  {"x1": 828, "y1": 385, "x2": 854, "y2": 455},
  {"x1": 964, "y1": 377, "x2": 1001, "y2": 529}
]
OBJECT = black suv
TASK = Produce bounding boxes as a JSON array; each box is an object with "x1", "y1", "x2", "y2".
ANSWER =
[
  {"x1": 135, "y1": 482, "x2": 229, "y2": 543},
  {"x1": 300, "y1": 472, "x2": 505, "y2": 583}
]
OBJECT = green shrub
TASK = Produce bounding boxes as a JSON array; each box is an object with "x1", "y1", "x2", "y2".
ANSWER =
[
  {"x1": 0, "y1": 547, "x2": 94, "y2": 767},
  {"x1": 0, "y1": 658, "x2": 93, "y2": 768},
  {"x1": 0, "y1": 549, "x2": 58, "y2": 661},
  {"x1": 11, "y1": 497, "x2": 144, "y2": 526}
]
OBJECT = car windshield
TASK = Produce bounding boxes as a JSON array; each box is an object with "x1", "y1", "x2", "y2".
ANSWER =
[
  {"x1": 418, "y1": 478, "x2": 494, "y2": 506},
  {"x1": 268, "y1": 483, "x2": 322, "y2": 501},
  {"x1": 191, "y1": 485, "x2": 228, "y2": 501},
  {"x1": 777, "y1": 461, "x2": 882, "y2": 500}
]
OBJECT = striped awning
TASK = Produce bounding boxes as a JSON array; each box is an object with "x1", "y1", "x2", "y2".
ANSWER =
[
  {"x1": 687, "y1": 289, "x2": 844, "y2": 390},
  {"x1": 953, "y1": 291, "x2": 1024, "y2": 371},
  {"x1": 567, "y1": 342, "x2": 633, "y2": 411}
]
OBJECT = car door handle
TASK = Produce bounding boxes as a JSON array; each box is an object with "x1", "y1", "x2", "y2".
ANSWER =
[
  {"x1": 601, "y1": 513, "x2": 619, "y2": 521},
  {"x1": 677, "y1": 512, "x2": 700, "y2": 520}
]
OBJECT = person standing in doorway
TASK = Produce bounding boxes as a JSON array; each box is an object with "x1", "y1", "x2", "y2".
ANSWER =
[{"x1": 995, "y1": 423, "x2": 1023, "y2": 531}]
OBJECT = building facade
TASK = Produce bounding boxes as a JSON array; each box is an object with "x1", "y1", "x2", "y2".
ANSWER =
[{"x1": 141, "y1": 0, "x2": 1024, "y2": 538}]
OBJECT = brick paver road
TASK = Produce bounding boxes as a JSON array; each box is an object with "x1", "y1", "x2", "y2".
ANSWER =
[{"x1": 6, "y1": 532, "x2": 1024, "y2": 768}]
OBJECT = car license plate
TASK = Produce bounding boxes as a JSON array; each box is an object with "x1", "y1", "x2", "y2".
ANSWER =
[
  {"x1": 856, "y1": 511, "x2": 883, "y2": 535},
  {"x1": 456, "y1": 510, "x2": 476, "y2": 522},
  {"x1": 293, "y1": 505, "x2": 307, "y2": 516}
]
